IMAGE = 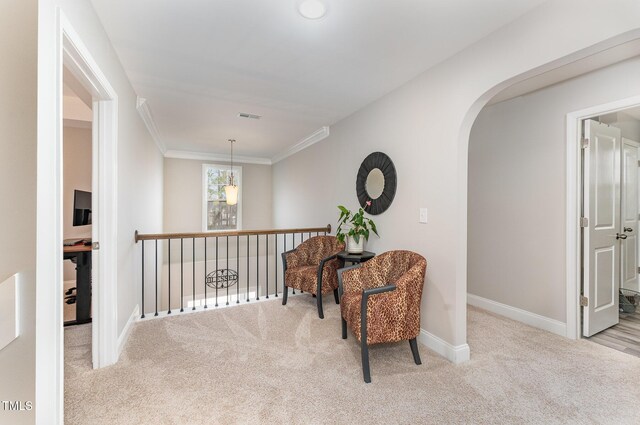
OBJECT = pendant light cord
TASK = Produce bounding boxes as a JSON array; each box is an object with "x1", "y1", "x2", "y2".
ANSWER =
[{"x1": 229, "y1": 139, "x2": 235, "y2": 186}]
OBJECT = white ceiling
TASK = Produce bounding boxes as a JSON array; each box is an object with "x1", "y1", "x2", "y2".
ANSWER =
[{"x1": 90, "y1": 0, "x2": 547, "y2": 160}]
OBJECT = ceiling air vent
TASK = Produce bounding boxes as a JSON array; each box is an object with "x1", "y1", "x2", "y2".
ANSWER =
[{"x1": 238, "y1": 112, "x2": 261, "y2": 120}]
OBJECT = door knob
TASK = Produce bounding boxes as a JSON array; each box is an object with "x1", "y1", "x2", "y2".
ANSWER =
[
  {"x1": 617, "y1": 233, "x2": 628, "y2": 240},
  {"x1": 624, "y1": 227, "x2": 633, "y2": 233}
]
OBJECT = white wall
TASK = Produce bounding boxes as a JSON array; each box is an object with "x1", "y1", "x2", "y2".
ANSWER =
[
  {"x1": 273, "y1": 0, "x2": 640, "y2": 356},
  {"x1": 468, "y1": 56, "x2": 640, "y2": 325},
  {"x1": 0, "y1": 1, "x2": 37, "y2": 424},
  {"x1": 62, "y1": 126, "x2": 92, "y2": 282},
  {"x1": 163, "y1": 158, "x2": 272, "y2": 232}
]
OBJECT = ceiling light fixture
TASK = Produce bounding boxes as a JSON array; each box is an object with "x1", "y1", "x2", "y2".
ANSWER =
[
  {"x1": 224, "y1": 139, "x2": 238, "y2": 206},
  {"x1": 298, "y1": 0, "x2": 327, "y2": 20}
]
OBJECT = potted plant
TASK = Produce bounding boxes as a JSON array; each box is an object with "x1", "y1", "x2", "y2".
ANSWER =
[{"x1": 336, "y1": 202, "x2": 379, "y2": 254}]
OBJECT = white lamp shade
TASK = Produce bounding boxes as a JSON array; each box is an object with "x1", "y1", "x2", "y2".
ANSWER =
[{"x1": 225, "y1": 185, "x2": 238, "y2": 205}]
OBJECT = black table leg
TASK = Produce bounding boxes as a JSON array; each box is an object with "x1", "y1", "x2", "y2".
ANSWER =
[{"x1": 75, "y1": 251, "x2": 92, "y2": 324}]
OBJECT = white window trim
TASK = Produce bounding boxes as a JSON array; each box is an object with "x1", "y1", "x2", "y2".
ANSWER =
[{"x1": 202, "y1": 163, "x2": 243, "y2": 232}]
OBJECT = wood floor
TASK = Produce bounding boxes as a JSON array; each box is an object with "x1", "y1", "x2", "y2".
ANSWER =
[{"x1": 588, "y1": 311, "x2": 640, "y2": 357}]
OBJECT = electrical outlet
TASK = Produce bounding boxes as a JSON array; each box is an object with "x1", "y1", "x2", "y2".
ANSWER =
[{"x1": 419, "y1": 208, "x2": 427, "y2": 224}]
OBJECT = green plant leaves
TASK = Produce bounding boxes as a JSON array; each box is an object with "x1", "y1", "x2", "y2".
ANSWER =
[
  {"x1": 370, "y1": 220, "x2": 378, "y2": 237},
  {"x1": 335, "y1": 205, "x2": 379, "y2": 243}
]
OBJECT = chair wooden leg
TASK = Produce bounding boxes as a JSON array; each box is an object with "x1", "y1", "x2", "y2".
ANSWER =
[
  {"x1": 317, "y1": 293, "x2": 324, "y2": 319},
  {"x1": 341, "y1": 317, "x2": 347, "y2": 339},
  {"x1": 282, "y1": 285, "x2": 288, "y2": 305},
  {"x1": 409, "y1": 338, "x2": 421, "y2": 365},
  {"x1": 361, "y1": 339, "x2": 371, "y2": 383},
  {"x1": 333, "y1": 288, "x2": 340, "y2": 304}
]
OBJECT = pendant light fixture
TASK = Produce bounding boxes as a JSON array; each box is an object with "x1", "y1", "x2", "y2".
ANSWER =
[
  {"x1": 225, "y1": 180, "x2": 238, "y2": 205},
  {"x1": 224, "y1": 139, "x2": 238, "y2": 205}
]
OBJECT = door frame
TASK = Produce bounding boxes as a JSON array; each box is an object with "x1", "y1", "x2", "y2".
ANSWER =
[
  {"x1": 566, "y1": 95, "x2": 640, "y2": 340},
  {"x1": 621, "y1": 137, "x2": 640, "y2": 292},
  {"x1": 36, "y1": 10, "x2": 119, "y2": 424}
]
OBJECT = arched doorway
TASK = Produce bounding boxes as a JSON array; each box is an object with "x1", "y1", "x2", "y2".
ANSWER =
[{"x1": 465, "y1": 37, "x2": 640, "y2": 344}]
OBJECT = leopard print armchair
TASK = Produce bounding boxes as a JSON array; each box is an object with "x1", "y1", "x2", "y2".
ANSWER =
[
  {"x1": 337, "y1": 250, "x2": 427, "y2": 383},
  {"x1": 281, "y1": 235, "x2": 345, "y2": 319}
]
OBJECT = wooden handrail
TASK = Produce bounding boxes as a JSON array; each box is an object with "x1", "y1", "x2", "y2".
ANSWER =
[{"x1": 135, "y1": 224, "x2": 332, "y2": 242}]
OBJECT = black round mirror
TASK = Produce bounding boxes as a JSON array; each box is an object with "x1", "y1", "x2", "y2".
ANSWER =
[
  {"x1": 356, "y1": 152, "x2": 397, "y2": 215},
  {"x1": 365, "y1": 168, "x2": 385, "y2": 199}
]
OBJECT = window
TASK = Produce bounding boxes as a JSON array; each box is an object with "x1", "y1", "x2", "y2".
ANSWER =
[{"x1": 202, "y1": 164, "x2": 242, "y2": 231}]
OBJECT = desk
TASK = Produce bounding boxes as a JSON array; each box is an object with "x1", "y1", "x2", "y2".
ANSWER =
[
  {"x1": 63, "y1": 244, "x2": 92, "y2": 326},
  {"x1": 337, "y1": 250, "x2": 375, "y2": 265}
]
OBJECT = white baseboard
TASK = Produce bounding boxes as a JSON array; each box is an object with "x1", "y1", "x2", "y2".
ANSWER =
[
  {"x1": 467, "y1": 294, "x2": 567, "y2": 337},
  {"x1": 117, "y1": 304, "x2": 139, "y2": 357},
  {"x1": 418, "y1": 329, "x2": 470, "y2": 364}
]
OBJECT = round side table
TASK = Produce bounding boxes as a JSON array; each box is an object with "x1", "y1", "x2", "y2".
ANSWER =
[{"x1": 337, "y1": 250, "x2": 375, "y2": 265}]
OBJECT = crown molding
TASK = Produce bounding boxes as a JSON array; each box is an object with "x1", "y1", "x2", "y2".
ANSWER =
[
  {"x1": 164, "y1": 149, "x2": 272, "y2": 165},
  {"x1": 136, "y1": 97, "x2": 167, "y2": 154},
  {"x1": 159, "y1": 126, "x2": 331, "y2": 166},
  {"x1": 271, "y1": 126, "x2": 330, "y2": 164}
]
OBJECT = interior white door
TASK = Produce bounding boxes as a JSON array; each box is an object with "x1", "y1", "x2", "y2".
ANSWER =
[
  {"x1": 621, "y1": 138, "x2": 640, "y2": 292},
  {"x1": 583, "y1": 119, "x2": 621, "y2": 337}
]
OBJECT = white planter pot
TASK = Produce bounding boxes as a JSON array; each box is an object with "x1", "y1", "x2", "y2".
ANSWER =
[{"x1": 347, "y1": 235, "x2": 364, "y2": 254}]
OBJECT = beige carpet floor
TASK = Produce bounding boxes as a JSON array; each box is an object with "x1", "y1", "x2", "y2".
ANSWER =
[{"x1": 65, "y1": 298, "x2": 640, "y2": 424}]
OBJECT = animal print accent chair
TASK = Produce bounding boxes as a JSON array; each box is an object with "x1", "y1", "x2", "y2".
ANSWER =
[
  {"x1": 340, "y1": 250, "x2": 426, "y2": 345},
  {"x1": 282, "y1": 235, "x2": 345, "y2": 318}
]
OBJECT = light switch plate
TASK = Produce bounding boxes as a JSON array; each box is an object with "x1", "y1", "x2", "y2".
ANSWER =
[
  {"x1": 419, "y1": 208, "x2": 428, "y2": 224},
  {"x1": 0, "y1": 273, "x2": 20, "y2": 352}
]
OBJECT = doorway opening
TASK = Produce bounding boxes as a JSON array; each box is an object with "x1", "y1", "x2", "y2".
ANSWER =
[
  {"x1": 579, "y1": 107, "x2": 640, "y2": 355},
  {"x1": 62, "y1": 66, "x2": 94, "y2": 366},
  {"x1": 466, "y1": 44, "x2": 640, "y2": 352},
  {"x1": 35, "y1": 14, "x2": 120, "y2": 422},
  {"x1": 59, "y1": 16, "x2": 120, "y2": 368}
]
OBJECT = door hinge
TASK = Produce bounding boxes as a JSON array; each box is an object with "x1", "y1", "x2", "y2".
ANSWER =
[
  {"x1": 637, "y1": 266, "x2": 640, "y2": 274},
  {"x1": 92, "y1": 241, "x2": 100, "y2": 250},
  {"x1": 580, "y1": 296, "x2": 589, "y2": 307},
  {"x1": 637, "y1": 160, "x2": 640, "y2": 167},
  {"x1": 581, "y1": 138, "x2": 590, "y2": 149},
  {"x1": 580, "y1": 217, "x2": 588, "y2": 227}
]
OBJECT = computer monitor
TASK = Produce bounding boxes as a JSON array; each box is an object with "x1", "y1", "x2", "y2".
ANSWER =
[{"x1": 73, "y1": 190, "x2": 92, "y2": 226}]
